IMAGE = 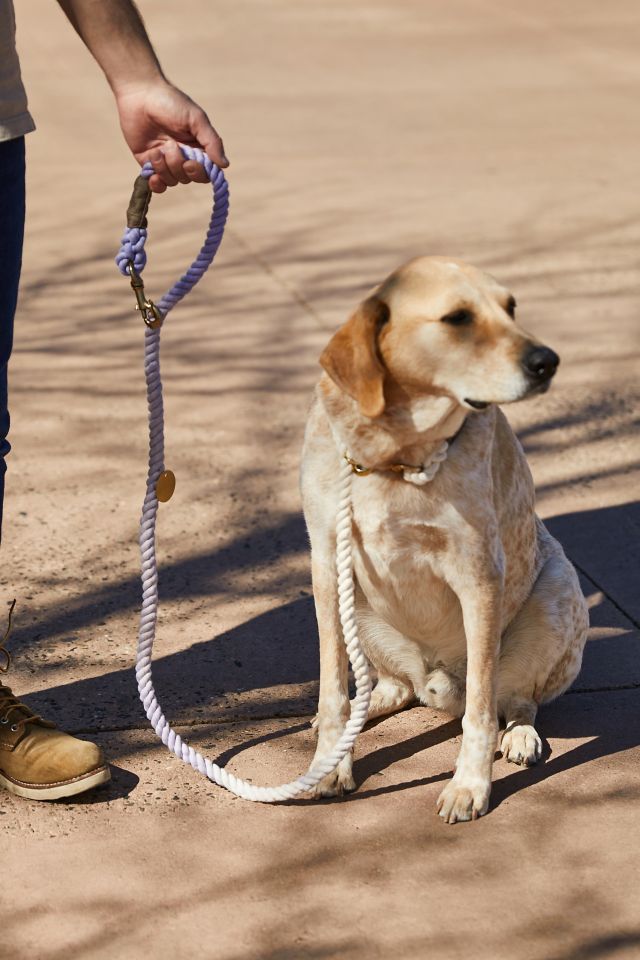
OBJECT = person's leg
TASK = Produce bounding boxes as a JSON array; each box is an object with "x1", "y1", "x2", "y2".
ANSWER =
[
  {"x1": 0, "y1": 137, "x2": 110, "y2": 799},
  {"x1": 0, "y1": 136, "x2": 25, "y2": 541}
]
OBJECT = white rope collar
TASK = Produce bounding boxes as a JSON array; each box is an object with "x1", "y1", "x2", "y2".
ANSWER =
[{"x1": 344, "y1": 437, "x2": 450, "y2": 486}]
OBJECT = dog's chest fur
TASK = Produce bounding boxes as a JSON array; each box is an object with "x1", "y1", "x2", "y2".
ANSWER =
[
  {"x1": 302, "y1": 398, "x2": 540, "y2": 662},
  {"x1": 351, "y1": 471, "x2": 468, "y2": 657},
  {"x1": 348, "y1": 415, "x2": 540, "y2": 660}
]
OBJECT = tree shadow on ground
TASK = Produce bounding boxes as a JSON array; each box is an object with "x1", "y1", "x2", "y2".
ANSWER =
[
  {"x1": 546, "y1": 503, "x2": 640, "y2": 627},
  {"x1": 546, "y1": 931, "x2": 640, "y2": 960},
  {"x1": 16, "y1": 500, "x2": 640, "y2": 810},
  {"x1": 19, "y1": 591, "x2": 319, "y2": 735},
  {"x1": 10, "y1": 509, "x2": 310, "y2": 651}
]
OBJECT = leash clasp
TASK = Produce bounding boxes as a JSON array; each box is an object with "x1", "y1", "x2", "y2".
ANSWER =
[{"x1": 127, "y1": 261, "x2": 163, "y2": 329}]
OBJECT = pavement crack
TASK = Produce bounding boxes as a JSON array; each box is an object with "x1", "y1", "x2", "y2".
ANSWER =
[
  {"x1": 227, "y1": 226, "x2": 329, "y2": 331},
  {"x1": 567, "y1": 682, "x2": 640, "y2": 695},
  {"x1": 570, "y1": 558, "x2": 640, "y2": 631},
  {"x1": 67, "y1": 711, "x2": 316, "y2": 737}
]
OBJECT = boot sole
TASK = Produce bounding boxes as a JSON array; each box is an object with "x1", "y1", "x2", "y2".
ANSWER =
[{"x1": 0, "y1": 764, "x2": 111, "y2": 801}]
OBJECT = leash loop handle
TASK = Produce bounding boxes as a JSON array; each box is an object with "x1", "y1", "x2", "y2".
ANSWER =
[{"x1": 116, "y1": 145, "x2": 372, "y2": 802}]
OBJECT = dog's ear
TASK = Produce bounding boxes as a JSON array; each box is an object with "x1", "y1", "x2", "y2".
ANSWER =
[{"x1": 319, "y1": 296, "x2": 389, "y2": 418}]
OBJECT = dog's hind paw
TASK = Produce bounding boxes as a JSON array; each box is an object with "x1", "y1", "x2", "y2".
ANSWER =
[
  {"x1": 420, "y1": 668, "x2": 465, "y2": 716},
  {"x1": 500, "y1": 723, "x2": 542, "y2": 766}
]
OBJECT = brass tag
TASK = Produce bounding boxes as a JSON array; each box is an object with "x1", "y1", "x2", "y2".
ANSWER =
[{"x1": 156, "y1": 470, "x2": 176, "y2": 502}]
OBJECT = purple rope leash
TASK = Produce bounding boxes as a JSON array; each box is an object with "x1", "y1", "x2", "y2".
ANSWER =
[{"x1": 116, "y1": 145, "x2": 371, "y2": 802}]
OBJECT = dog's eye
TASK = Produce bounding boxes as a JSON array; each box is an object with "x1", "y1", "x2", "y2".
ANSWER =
[
  {"x1": 505, "y1": 297, "x2": 517, "y2": 319},
  {"x1": 440, "y1": 309, "x2": 473, "y2": 326}
]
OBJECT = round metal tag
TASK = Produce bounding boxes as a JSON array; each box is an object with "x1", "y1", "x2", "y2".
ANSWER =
[{"x1": 156, "y1": 470, "x2": 176, "y2": 502}]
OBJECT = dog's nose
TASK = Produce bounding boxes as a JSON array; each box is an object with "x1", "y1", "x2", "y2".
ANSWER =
[{"x1": 521, "y1": 345, "x2": 559, "y2": 381}]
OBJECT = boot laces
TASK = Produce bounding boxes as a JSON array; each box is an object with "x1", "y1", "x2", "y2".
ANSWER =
[{"x1": 0, "y1": 600, "x2": 42, "y2": 732}]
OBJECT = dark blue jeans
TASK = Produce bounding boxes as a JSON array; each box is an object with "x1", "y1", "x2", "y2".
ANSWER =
[{"x1": 0, "y1": 136, "x2": 25, "y2": 542}]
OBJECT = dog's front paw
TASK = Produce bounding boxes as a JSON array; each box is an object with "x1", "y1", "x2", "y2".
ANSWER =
[
  {"x1": 501, "y1": 724, "x2": 542, "y2": 766},
  {"x1": 309, "y1": 754, "x2": 355, "y2": 799},
  {"x1": 437, "y1": 778, "x2": 490, "y2": 824}
]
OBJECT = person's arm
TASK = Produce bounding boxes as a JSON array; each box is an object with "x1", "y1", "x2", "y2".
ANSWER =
[{"x1": 56, "y1": 0, "x2": 228, "y2": 193}]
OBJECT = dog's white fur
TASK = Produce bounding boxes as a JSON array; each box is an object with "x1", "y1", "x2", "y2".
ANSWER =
[{"x1": 301, "y1": 256, "x2": 588, "y2": 823}]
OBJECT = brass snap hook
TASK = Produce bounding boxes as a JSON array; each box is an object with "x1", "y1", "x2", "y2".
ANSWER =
[{"x1": 127, "y1": 261, "x2": 164, "y2": 329}]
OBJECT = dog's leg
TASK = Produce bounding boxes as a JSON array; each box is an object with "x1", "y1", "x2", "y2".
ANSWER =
[
  {"x1": 354, "y1": 613, "x2": 427, "y2": 721},
  {"x1": 536, "y1": 546, "x2": 589, "y2": 704},
  {"x1": 499, "y1": 697, "x2": 541, "y2": 766},
  {"x1": 437, "y1": 570, "x2": 501, "y2": 824},
  {"x1": 497, "y1": 543, "x2": 588, "y2": 766},
  {"x1": 309, "y1": 550, "x2": 356, "y2": 798}
]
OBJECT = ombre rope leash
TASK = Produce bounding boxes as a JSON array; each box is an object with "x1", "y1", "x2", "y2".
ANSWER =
[{"x1": 116, "y1": 145, "x2": 372, "y2": 802}]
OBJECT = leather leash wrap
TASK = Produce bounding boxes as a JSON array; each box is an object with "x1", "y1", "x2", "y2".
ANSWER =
[
  {"x1": 126, "y1": 175, "x2": 152, "y2": 229},
  {"x1": 115, "y1": 145, "x2": 372, "y2": 802}
]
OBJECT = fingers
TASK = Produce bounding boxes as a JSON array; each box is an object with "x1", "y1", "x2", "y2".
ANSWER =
[
  {"x1": 148, "y1": 148, "x2": 178, "y2": 192},
  {"x1": 146, "y1": 139, "x2": 223, "y2": 193},
  {"x1": 190, "y1": 108, "x2": 229, "y2": 168},
  {"x1": 160, "y1": 141, "x2": 191, "y2": 184},
  {"x1": 148, "y1": 174, "x2": 168, "y2": 194},
  {"x1": 182, "y1": 159, "x2": 209, "y2": 183}
]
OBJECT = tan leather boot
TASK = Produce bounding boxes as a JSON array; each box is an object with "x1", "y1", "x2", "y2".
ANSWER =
[
  {"x1": 0, "y1": 604, "x2": 110, "y2": 800},
  {"x1": 0, "y1": 688, "x2": 110, "y2": 800}
]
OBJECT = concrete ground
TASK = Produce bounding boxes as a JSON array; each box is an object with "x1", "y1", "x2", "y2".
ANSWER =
[{"x1": 2, "y1": 1, "x2": 639, "y2": 957}]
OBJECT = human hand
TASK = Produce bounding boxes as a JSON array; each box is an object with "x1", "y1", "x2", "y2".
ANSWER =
[{"x1": 115, "y1": 79, "x2": 228, "y2": 193}]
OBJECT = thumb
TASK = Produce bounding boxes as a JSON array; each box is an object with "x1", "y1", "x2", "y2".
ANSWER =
[{"x1": 190, "y1": 106, "x2": 229, "y2": 168}]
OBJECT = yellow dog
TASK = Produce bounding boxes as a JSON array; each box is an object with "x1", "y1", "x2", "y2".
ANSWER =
[{"x1": 302, "y1": 256, "x2": 588, "y2": 823}]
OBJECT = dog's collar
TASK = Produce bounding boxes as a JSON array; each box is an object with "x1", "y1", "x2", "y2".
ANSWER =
[{"x1": 344, "y1": 438, "x2": 450, "y2": 486}]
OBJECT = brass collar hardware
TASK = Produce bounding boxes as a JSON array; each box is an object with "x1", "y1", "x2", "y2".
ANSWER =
[
  {"x1": 343, "y1": 454, "x2": 373, "y2": 476},
  {"x1": 344, "y1": 453, "x2": 420, "y2": 478},
  {"x1": 343, "y1": 421, "x2": 465, "y2": 481},
  {"x1": 127, "y1": 261, "x2": 164, "y2": 329}
]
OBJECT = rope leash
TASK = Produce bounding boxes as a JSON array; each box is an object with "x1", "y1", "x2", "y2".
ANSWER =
[{"x1": 116, "y1": 145, "x2": 372, "y2": 802}]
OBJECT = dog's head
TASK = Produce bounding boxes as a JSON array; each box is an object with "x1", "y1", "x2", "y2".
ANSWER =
[{"x1": 320, "y1": 256, "x2": 559, "y2": 418}]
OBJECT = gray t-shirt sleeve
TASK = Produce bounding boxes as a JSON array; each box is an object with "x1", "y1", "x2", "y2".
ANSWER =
[{"x1": 0, "y1": 0, "x2": 35, "y2": 141}]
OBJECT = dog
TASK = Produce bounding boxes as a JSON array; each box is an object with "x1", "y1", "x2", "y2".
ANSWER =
[{"x1": 301, "y1": 256, "x2": 588, "y2": 823}]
